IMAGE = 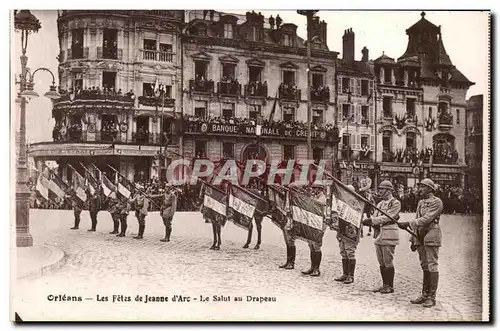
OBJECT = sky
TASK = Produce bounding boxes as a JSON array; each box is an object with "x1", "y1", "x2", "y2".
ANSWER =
[{"x1": 11, "y1": 10, "x2": 489, "y2": 144}]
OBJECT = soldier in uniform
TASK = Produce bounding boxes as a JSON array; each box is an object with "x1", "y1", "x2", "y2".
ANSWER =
[
  {"x1": 333, "y1": 184, "x2": 361, "y2": 284},
  {"x1": 129, "y1": 186, "x2": 150, "y2": 239},
  {"x1": 66, "y1": 187, "x2": 84, "y2": 230},
  {"x1": 107, "y1": 189, "x2": 121, "y2": 234},
  {"x1": 116, "y1": 195, "x2": 131, "y2": 237},
  {"x1": 301, "y1": 181, "x2": 328, "y2": 277},
  {"x1": 398, "y1": 178, "x2": 443, "y2": 308},
  {"x1": 86, "y1": 187, "x2": 102, "y2": 232},
  {"x1": 151, "y1": 183, "x2": 177, "y2": 242},
  {"x1": 362, "y1": 180, "x2": 401, "y2": 294}
]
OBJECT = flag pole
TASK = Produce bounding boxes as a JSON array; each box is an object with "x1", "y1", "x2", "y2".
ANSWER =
[
  {"x1": 311, "y1": 163, "x2": 417, "y2": 237},
  {"x1": 107, "y1": 164, "x2": 161, "y2": 210}
]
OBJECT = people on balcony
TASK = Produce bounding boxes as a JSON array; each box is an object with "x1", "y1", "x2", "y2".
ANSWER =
[
  {"x1": 57, "y1": 86, "x2": 135, "y2": 102},
  {"x1": 279, "y1": 83, "x2": 298, "y2": 100},
  {"x1": 68, "y1": 123, "x2": 83, "y2": 141},
  {"x1": 219, "y1": 76, "x2": 240, "y2": 95},
  {"x1": 246, "y1": 80, "x2": 268, "y2": 97},
  {"x1": 136, "y1": 126, "x2": 150, "y2": 144},
  {"x1": 190, "y1": 75, "x2": 215, "y2": 93},
  {"x1": 101, "y1": 119, "x2": 118, "y2": 141},
  {"x1": 184, "y1": 114, "x2": 336, "y2": 133},
  {"x1": 360, "y1": 143, "x2": 372, "y2": 160},
  {"x1": 310, "y1": 85, "x2": 330, "y2": 102}
]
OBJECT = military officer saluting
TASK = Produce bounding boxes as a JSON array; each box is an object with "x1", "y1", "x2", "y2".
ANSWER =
[
  {"x1": 362, "y1": 180, "x2": 401, "y2": 294},
  {"x1": 397, "y1": 178, "x2": 443, "y2": 308}
]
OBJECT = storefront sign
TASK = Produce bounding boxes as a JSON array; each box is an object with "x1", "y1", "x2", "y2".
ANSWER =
[
  {"x1": 430, "y1": 173, "x2": 459, "y2": 181},
  {"x1": 188, "y1": 121, "x2": 331, "y2": 140},
  {"x1": 379, "y1": 165, "x2": 412, "y2": 172},
  {"x1": 430, "y1": 167, "x2": 462, "y2": 174}
]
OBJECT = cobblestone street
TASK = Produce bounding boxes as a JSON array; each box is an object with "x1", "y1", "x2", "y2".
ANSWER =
[{"x1": 11, "y1": 210, "x2": 485, "y2": 321}]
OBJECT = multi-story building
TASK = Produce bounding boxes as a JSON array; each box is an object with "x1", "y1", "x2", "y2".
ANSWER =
[
  {"x1": 465, "y1": 94, "x2": 483, "y2": 189},
  {"x1": 373, "y1": 12, "x2": 474, "y2": 188},
  {"x1": 29, "y1": 10, "x2": 185, "y2": 182},
  {"x1": 181, "y1": 10, "x2": 338, "y2": 172},
  {"x1": 335, "y1": 28, "x2": 376, "y2": 183}
]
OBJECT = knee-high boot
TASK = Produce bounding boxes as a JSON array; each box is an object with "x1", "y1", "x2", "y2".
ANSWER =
[
  {"x1": 310, "y1": 252, "x2": 322, "y2": 277},
  {"x1": 134, "y1": 223, "x2": 145, "y2": 239},
  {"x1": 335, "y1": 259, "x2": 348, "y2": 282},
  {"x1": 301, "y1": 250, "x2": 315, "y2": 275},
  {"x1": 423, "y1": 272, "x2": 438, "y2": 308},
  {"x1": 343, "y1": 259, "x2": 356, "y2": 284},
  {"x1": 410, "y1": 271, "x2": 430, "y2": 304}
]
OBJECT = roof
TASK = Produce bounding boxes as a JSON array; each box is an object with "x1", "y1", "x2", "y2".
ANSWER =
[
  {"x1": 337, "y1": 59, "x2": 374, "y2": 77},
  {"x1": 437, "y1": 38, "x2": 453, "y2": 66},
  {"x1": 374, "y1": 53, "x2": 395, "y2": 65},
  {"x1": 467, "y1": 95, "x2": 483, "y2": 108},
  {"x1": 406, "y1": 12, "x2": 440, "y2": 33}
]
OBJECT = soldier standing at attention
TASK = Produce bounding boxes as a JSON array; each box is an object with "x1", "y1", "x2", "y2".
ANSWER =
[
  {"x1": 117, "y1": 196, "x2": 131, "y2": 237},
  {"x1": 362, "y1": 180, "x2": 401, "y2": 294},
  {"x1": 87, "y1": 187, "x2": 102, "y2": 232},
  {"x1": 66, "y1": 187, "x2": 83, "y2": 230},
  {"x1": 397, "y1": 178, "x2": 443, "y2": 308},
  {"x1": 130, "y1": 187, "x2": 150, "y2": 240},
  {"x1": 301, "y1": 181, "x2": 328, "y2": 277},
  {"x1": 150, "y1": 183, "x2": 177, "y2": 242},
  {"x1": 107, "y1": 189, "x2": 121, "y2": 234},
  {"x1": 333, "y1": 184, "x2": 361, "y2": 284}
]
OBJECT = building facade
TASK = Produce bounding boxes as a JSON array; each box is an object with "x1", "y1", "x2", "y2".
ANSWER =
[
  {"x1": 465, "y1": 94, "x2": 483, "y2": 189},
  {"x1": 373, "y1": 12, "x2": 474, "y2": 188},
  {"x1": 180, "y1": 10, "x2": 338, "y2": 173},
  {"x1": 29, "y1": 10, "x2": 185, "y2": 182},
  {"x1": 335, "y1": 28, "x2": 376, "y2": 184}
]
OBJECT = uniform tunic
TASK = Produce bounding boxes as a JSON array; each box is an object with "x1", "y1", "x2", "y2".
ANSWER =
[
  {"x1": 371, "y1": 196, "x2": 401, "y2": 268},
  {"x1": 409, "y1": 194, "x2": 443, "y2": 272}
]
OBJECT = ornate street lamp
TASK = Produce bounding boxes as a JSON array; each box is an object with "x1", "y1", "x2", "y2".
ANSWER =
[{"x1": 14, "y1": 10, "x2": 60, "y2": 247}]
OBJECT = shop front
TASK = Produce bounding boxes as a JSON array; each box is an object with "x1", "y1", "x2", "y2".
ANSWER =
[{"x1": 339, "y1": 161, "x2": 376, "y2": 186}]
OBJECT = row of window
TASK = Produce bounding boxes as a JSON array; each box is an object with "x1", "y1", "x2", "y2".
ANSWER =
[
  {"x1": 70, "y1": 28, "x2": 174, "y2": 61},
  {"x1": 194, "y1": 61, "x2": 327, "y2": 87},
  {"x1": 194, "y1": 141, "x2": 324, "y2": 160}
]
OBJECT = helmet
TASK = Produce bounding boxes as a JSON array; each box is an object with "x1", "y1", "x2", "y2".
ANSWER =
[
  {"x1": 418, "y1": 178, "x2": 436, "y2": 191},
  {"x1": 346, "y1": 185, "x2": 355, "y2": 191},
  {"x1": 378, "y1": 180, "x2": 394, "y2": 191}
]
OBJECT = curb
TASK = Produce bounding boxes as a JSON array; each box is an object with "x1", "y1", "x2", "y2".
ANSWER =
[{"x1": 16, "y1": 245, "x2": 66, "y2": 281}]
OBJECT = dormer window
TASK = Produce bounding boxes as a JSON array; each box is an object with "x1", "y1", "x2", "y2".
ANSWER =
[
  {"x1": 284, "y1": 34, "x2": 293, "y2": 46},
  {"x1": 224, "y1": 24, "x2": 233, "y2": 38},
  {"x1": 249, "y1": 26, "x2": 259, "y2": 41}
]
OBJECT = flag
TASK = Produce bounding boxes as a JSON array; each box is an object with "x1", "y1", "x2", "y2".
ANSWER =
[
  {"x1": 367, "y1": 91, "x2": 373, "y2": 103},
  {"x1": 35, "y1": 173, "x2": 49, "y2": 201},
  {"x1": 268, "y1": 92, "x2": 278, "y2": 122},
  {"x1": 289, "y1": 190, "x2": 325, "y2": 244},
  {"x1": 200, "y1": 183, "x2": 227, "y2": 224},
  {"x1": 330, "y1": 180, "x2": 366, "y2": 241},
  {"x1": 227, "y1": 185, "x2": 266, "y2": 230},
  {"x1": 101, "y1": 175, "x2": 116, "y2": 197},
  {"x1": 268, "y1": 184, "x2": 288, "y2": 229},
  {"x1": 47, "y1": 169, "x2": 69, "y2": 199},
  {"x1": 72, "y1": 169, "x2": 87, "y2": 203},
  {"x1": 116, "y1": 174, "x2": 135, "y2": 199}
]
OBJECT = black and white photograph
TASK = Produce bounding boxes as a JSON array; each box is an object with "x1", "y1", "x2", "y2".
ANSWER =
[{"x1": 9, "y1": 7, "x2": 490, "y2": 322}]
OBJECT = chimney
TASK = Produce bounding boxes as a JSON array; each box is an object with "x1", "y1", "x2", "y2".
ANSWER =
[
  {"x1": 362, "y1": 46, "x2": 369, "y2": 62},
  {"x1": 342, "y1": 28, "x2": 355, "y2": 62}
]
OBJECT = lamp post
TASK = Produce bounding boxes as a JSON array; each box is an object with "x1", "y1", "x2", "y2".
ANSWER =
[
  {"x1": 297, "y1": 10, "x2": 318, "y2": 161},
  {"x1": 14, "y1": 10, "x2": 61, "y2": 247}
]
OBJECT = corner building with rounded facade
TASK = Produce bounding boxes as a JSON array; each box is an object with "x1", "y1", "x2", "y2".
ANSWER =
[{"x1": 29, "y1": 10, "x2": 184, "y2": 182}]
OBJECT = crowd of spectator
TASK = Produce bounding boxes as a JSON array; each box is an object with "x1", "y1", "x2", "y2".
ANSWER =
[
  {"x1": 381, "y1": 146, "x2": 459, "y2": 165},
  {"x1": 246, "y1": 80, "x2": 268, "y2": 97},
  {"x1": 310, "y1": 85, "x2": 330, "y2": 102},
  {"x1": 57, "y1": 86, "x2": 135, "y2": 102},
  {"x1": 218, "y1": 76, "x2": 241, "y2": 95},
  {"x1": 278, "y1": 82, "x2": 299, "y2": 100}
]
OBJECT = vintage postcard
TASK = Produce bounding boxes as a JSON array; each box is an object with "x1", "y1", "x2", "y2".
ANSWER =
[{"x1": 10, "y1": 9, "x2": 490, "y2": 322}]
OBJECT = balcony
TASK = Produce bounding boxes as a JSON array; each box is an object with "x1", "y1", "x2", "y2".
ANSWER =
[
  {"x1": 102, "y1": 46, "x2": 118, "y2": 60},
  {"x1": 141, "y1": 49, "x2": 174, "y2": 62},
  {"x1": 189, "y1": 79, "x2": 214, "y2": 94},
  {"x1": 279, "y1": 86, "x2": 301, "y2": 101},
  {"x1": 100, "y1": 130, "x2": 118, "y2": 142},
  {"x1": 340, "y1": 146, "x2": 353, "y2": 160},
  {"x1": 382, "y1": 150, "x2": 395, "y2": 162},
  {"x1": 382, "y1": 109, "x2": 393, "y2": 119},
  {"x1": 217, "y1": 81, "x2": 241, "y2": 97},
  {"x1": 138, "y1": 96, "x2": 175, "y2": 108},
  {"x1": 311, "y1": 86, "x2": 330, "y2": 103},
  {"x1": 244, "y1": 82, "x2": 268, "y2": 98}
]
